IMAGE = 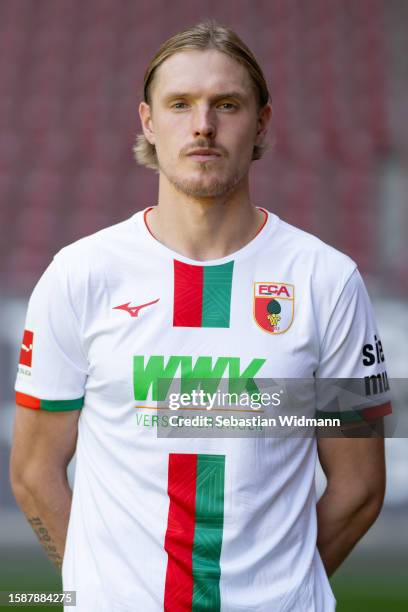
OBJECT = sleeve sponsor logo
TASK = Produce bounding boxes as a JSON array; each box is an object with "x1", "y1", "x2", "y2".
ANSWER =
[
  {"x1": 19, "y1": 330, "x2": 34, "y2": 367},
  {"x1": 362, "y1": 335, "x2": 389, "y2": 396},
  {"x1": 364, "y1": 371, "x2": 390, "y2": 396},
  {"x1": 362, "y1": 335, "x2": 385, "y2": 366}
]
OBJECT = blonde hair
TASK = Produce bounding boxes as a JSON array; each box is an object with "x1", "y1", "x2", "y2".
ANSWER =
[{"x1": 133, "y1": 19, "x2": 272, "y2": 171}]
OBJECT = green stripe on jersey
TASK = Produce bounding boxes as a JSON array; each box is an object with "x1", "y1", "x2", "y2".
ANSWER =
[
  {"x1": 192, "y1": 454, "x2": 225, "y2": 611},
  {"x1": 202, "y1": 261, "x2": 234, "y2": 328}
]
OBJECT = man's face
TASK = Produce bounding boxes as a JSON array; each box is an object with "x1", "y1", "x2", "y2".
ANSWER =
[{"x1": 140, "y1": 49, "x2": 269, "y2": 199}]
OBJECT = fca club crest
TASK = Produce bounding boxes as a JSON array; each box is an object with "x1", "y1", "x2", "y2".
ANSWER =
[{"x1": 253, "y1": 282, "x2": 294, "y2": 334}]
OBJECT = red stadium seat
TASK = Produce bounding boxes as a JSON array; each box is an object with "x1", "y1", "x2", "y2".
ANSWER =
[{"x1": 1, "y1": 0, "x2": 404, "y2": 292}]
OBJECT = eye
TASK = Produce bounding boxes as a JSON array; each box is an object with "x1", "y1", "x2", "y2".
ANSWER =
[
  {"x1": 220, "y1": 102, "x2": 238, "y2": 110},
  {"x1": 172, "y1": 102, "x2": 188, "y2": 109}
]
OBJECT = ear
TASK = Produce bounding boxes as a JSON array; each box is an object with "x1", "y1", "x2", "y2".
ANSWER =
[
  {"x1": 255, "y1": 102, "x2": 273, "y2": 145},
  {"x1": 139, "y1": 101, "x2": 155, "y2": 145}
]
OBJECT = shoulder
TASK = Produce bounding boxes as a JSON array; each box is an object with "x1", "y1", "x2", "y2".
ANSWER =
[
  {"x1": 272, "y1": 216, "x2": 358, "y2": 291},
  {"x1": 50, "y1": 215, "x2": 138, "y2": 286},
  {"x1": 42, "y1": 216, "x2": 138, "y2": 314},
  {"x1": 275, "y1": 217, "x2": 356, "y2": 269},
  {"x1": 55, "y1": 216, "x2": 136, "y2": 267}
]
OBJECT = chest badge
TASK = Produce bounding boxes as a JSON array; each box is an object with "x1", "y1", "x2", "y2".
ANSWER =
[{"x1": 253, "y1": 282, "x2": 294, "y2": 334}]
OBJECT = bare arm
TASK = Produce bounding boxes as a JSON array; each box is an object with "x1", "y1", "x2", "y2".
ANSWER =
[
  {"x1": 10, "y1": 406, "x2": 80, "y2": 571},
  {"x1": 316, "y1": 426, "x2": 386, "y2": 577}
]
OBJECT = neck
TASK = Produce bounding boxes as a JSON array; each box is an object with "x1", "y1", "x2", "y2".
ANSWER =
[{"x1": 146, "y1": 176, "x2": 266, "y2": 261}]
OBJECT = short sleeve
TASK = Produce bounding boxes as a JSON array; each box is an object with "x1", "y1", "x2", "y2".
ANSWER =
[
  {"x1": 315, "y1": 268, "x2": 391, "y2": 422},
  {"x1": 15, "y1": 256, "x2": 88, "y2": 411}
]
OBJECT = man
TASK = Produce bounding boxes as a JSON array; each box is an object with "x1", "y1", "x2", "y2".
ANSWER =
[{"x1": 11, "y1": 20, "x2": 391, "y2": 612}]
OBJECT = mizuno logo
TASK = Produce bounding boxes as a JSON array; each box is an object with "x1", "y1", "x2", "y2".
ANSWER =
[
  {"x1": 21, "y1": 344, "x2": 33, "y2": 352},
  {"x1": 113, "y1": 298, "x2": 160, "y2": 318}
]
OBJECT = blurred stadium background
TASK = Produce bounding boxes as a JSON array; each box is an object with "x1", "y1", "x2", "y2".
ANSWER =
[{"x1": 0, "y1": 0, "x2": 407, "y2": 610}]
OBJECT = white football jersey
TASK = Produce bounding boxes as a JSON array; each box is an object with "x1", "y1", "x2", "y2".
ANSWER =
[{"x1": 15, "y1": 207, "x2": 391, "y2": 612}]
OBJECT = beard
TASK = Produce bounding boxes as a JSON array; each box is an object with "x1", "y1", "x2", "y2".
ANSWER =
[{"x1": 158, "y1": 158, "x2": 245, "y2": 199}]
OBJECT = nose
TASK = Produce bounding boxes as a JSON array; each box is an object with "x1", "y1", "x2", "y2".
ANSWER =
[{"x1": 192, "y1": 106, "x2": 216, "y2": 139}]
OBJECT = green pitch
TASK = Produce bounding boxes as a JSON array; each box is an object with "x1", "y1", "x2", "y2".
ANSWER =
[
  {"x1": 332, "y1": 573, "x2": 408, "y2": 612},
  {"x1": 1, "y1": 548, "x2": 407, "y2": 611},
  {"x1": 0, "y1": 548, "x2": 61, "y2": 611}
]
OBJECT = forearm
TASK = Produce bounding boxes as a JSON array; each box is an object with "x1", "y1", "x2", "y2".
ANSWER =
[
  {"x1": 12, "y1": 475, "x2": 72, "y2": 571},
  {"x1": 316, "y1": 485, "x2": 382, "y2": 577}
]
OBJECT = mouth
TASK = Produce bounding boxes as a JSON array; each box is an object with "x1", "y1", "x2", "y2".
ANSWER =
[
  {"x1": 186, "y1": 148, "x2": 222, "y2": 161},
  {"x1": 187, "y1": 154, "x2": 221, "y2": 162}
]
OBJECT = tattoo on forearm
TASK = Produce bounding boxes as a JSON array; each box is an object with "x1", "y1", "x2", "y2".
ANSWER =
[{"x1": 28, "y1": 516, "x2": 63, "y2": 569}]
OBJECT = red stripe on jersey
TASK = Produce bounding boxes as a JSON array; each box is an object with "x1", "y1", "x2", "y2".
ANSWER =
[
  {"x1": 164, "y1": 453, "x2": 198, "y2": 611},
  {"x1": 173, "y1": 260, "x2": 203, "y2": 327}
]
